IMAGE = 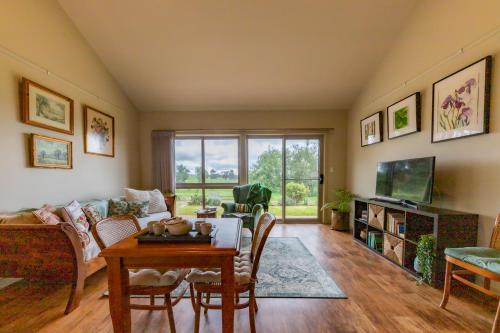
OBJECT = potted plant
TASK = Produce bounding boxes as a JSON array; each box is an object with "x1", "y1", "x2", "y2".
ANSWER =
[
  {"x1": 415, "y1": 234, "x2": 435, "y2": 285},
  {"x1": 321, "y1": 189, "x2": 354, "y2": 231}
]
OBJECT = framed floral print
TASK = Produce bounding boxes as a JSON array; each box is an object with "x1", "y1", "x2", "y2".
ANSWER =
[
  {"x1": 432, "y1": 56, "x2": 492, "y2": 143},
  {"x1": 387, "y1": 92, "x2": 421, "y2": 140},
  {"x1": 30, "y1": 134, "x2": 72, "y2": 169},
  {"x1": 360, "y1": 111, "x2": 383, "y2": 147},
  {"x1": 84, "y1": 106, "x2": 115, "y2": 157},
  {"x1": 21, "y1": 78, "x2": 74, "y2": 135}
]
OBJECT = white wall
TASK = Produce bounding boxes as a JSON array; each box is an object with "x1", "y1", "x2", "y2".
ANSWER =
[
  {"x1": 346, "y1": 0, "x2": 500, "y2": 247},
  {"x1": 0, "y1": 0, "x2": 140, "y2": 211}
]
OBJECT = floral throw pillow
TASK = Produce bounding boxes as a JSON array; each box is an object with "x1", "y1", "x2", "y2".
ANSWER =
[
  {"x1": 33, "y1": 204, "x2": 62, "y2": 225},
  {"x1": 127, "y1": 201, "x2": 149, "y2": 218},
  {"x1": 82, "y1": 205, "x2": 104, "y2": 226},
  {"x1": 109, "y1": 199, "x2": 129, "y2": 216},
  {"x1": 61, "y1": 200, "x2": 90, "y2": 247},
  {"x1": 235, "y1": 203, "x2": 251, "y2": 213}
]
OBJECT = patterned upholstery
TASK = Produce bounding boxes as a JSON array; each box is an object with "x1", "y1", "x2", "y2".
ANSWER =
[
  {"x1": 94, "y1": 215, "x2": 140, "y2": 248},
  {"x1": 186, "y1": 252, "x2": 252, "y2": 285},
  {"x1": 129, "y1": 268, "x2": 190, "y2": 287}
]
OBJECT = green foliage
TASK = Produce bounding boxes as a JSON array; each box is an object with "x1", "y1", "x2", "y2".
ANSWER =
[
  {"x1": 321, "y1": 189, "x2": 354, "y2": 213},
  {"x1": 416, "y1": 235, "x2": 435, "y2": 285},
  {"x1": 176, "y1": 164, "x2": 190, "y2": 182},
  {"x1": 188, "y1": 192, "x2": 202, "y2": 205},
  {"x1": 286, "y1": 143, "x2": 318, "y2": 193},
  {"x1": 286, "y1": 182, "x2": 309, "y2": 204},
  {"x1": 249, "y1": 147, "x2": 282, "y2": 193}
]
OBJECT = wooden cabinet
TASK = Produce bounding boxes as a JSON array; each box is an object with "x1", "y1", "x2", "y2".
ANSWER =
[{"x1": 353, "y1": 198, "x2": 478, "y2": 287}]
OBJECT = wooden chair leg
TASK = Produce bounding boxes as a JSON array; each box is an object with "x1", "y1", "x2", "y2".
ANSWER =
[
  {"x1": 249, "y1": 288, "x2": 256, "y2": 333},
  {"x1": 189, "y1": 283, "x2": 196, "y2": 311},
  {"x1": 235, "y1": 293, "x2": 239, "y2": 305},
  {"x1": 485, "y1": 278, "x2": 492, "y2": 290},
  {"x1": 64, "y1": 273, "x2": 85, "y2": 314},
  {"x1": 194, "y1": 291, "x2": 202, "y2": 333},
  {"x1": 440, "y1": 260, "x2": 453, "y2": 309},
  {"x1": 493, "y1": 300, "x2": 500, "y2": 333},
  {"x1": 204, "y1": 292, "x2": 211, "y2": 314},
  {"x1": 165, "y1": 294, "x2": 176, "y2": 333},
  {"x1": 254, "y1": 296, "x2": 259, "y2": 313}
]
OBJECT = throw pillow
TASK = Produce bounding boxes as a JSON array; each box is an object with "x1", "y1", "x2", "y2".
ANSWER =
[
  {"x1": 124, "y1": 188, "x2": 167, "y2": 214},
  {"x1": 61, "y1": 200, "x2": 91, "y2": 247},
  {"x1": 235, "y1": 203, "x2": 251, "y2": 213},
  {"x1": 82, "y1": 205, "x2": 104, "y2": 226},
  {"x1": 109, "y1": 199, "x2": 129, "y2": 216},
  {"x1": 127, "y1": 201, "x2": 150, "y2": 218},
  {"x1": 33, "y1": 204, "x2": 62, "y2": 225}
]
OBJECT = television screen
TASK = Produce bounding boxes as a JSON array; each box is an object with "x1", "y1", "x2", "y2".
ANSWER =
[{"x1": 375, "y1": 157, "x2": 435, "y2": 204}]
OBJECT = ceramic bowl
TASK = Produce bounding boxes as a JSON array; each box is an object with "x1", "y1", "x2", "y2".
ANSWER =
[{"x1": 166, "y1": 220, "x2": 193, "y2": 236}]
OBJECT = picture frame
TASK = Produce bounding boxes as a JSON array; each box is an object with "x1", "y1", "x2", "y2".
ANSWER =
[
  {"x1": 387, "y1": 92, "x2": 421, "y2": 140},
  {"x1": 21, "y1": 78, "x2": 74, "y2": 135},
  {"x1": 432, "y1": 56, "x2": 492, "y2": 143},
  {"x1": 84, "y1": 106, "x2": 115, "y2": 157},
  {"x1": 30, "y1": 134, "x2": 72, "y2": 169},
  {"x1": 360, "y1": 111, "x2": 383, "y2": 147}
]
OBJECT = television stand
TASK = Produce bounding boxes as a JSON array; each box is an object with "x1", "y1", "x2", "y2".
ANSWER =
[
  {"x1": 353, "y1": 197, "x2": 478, "y2": 287},
  {"x1": 369, "y1": 198, "x2": 419, "y2": 209}
]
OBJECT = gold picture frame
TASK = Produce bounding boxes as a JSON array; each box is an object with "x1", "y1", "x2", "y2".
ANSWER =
[
  {"x1": 30, "y1": 134, "x2": 72, "y2": 169},
  {"x1": 84, "y1": 106, "x2": 115, "y2": 157},
  {"x1": 22, "y1": 78, "x2": 74, "y2": 135}
]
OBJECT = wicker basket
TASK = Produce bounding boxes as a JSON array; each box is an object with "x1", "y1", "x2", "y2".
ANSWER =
[
  {"x1": 383, "y1": 233, "x2": 404, "y2": 265},
  {"x1": 368, "y1": 204, "x2": 384, "y2": 230}
]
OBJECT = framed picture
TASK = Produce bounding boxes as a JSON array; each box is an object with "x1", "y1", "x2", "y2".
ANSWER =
[
  {"x1": 30, "y1": 134, "x2": 72, "y2": 169},
  {"x1": 22, "y1": 78, "x2": 74, "y2": 135},
  {"x1": 84, "y1": 106, "x2": 115, "y2": 157},
  {"x1": 387, "y1": 92, "x2": 421, "y2": 140},
  {"x1": 360, "y1": 111, "x2": 383, "y2": 147},
  {"x1": 432, "y1": 56, "x2": 492, "y2": 143}
]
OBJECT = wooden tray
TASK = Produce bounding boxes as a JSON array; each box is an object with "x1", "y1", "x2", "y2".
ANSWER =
[{"x1": 136, "y1": 230, "x2": 213, "y2": 244}]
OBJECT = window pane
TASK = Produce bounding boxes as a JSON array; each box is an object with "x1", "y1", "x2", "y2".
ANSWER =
[
  {"x1": 175, "y1": 189, "x2": 202, "y2": 217},
  {"x1": 204, "y1": 139, "x2": 239, "y2": 183},
  {"x1": 205, "y1": 189, "x2": 233, "y2": 216},
  {"x1": 248, "y1": 138, "x2": 282, "y2": 219},
  {"x1": 285, "y1": 180, "x2": 318, "y2": 218},
  {"x1": 175, "y1": 139, "x2": 202, "y2": 183},
  {"x1": 285, "y1": 139, "x2": 319, "y2": 180}
]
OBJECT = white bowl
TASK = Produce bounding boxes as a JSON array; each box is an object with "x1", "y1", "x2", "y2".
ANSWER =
[{"x1": 166, "y1": 221, "x2": 193, "y2": 235}]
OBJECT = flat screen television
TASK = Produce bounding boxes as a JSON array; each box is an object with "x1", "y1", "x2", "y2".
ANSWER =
[{"x1": 375, "y1": 156, "x2": 435, "y2": 204}]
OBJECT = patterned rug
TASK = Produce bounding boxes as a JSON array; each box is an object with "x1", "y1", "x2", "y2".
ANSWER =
[{"x1": 104, "y1": 237, "x2": 346, "y2": 299}]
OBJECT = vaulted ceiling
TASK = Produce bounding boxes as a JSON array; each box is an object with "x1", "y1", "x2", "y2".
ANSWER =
[{"x1": 59, "y1": 0, "x2": 417, "y2": 112}]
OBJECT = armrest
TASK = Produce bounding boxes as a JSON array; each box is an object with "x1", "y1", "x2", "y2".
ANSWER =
[
  {"x1": 251, "y1": 203, "x2": 263, "y2": 216},
  {"x1": 0, "y1": 222, "x2": 83, "y2": 282},
  {"x1": 222, "y1": 202, "x2": 236, "y2": 214},
  {"x1": 164, "y1": 195, "x2": 176, "y2": 216}
]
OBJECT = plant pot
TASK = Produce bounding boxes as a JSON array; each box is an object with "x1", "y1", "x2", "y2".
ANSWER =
[
  {"x1": 331, "y1": 210, "x2": 349, "y2": 231},
  {"x1": 414, "y1": 257, "x2": 422, "y2": 273}
]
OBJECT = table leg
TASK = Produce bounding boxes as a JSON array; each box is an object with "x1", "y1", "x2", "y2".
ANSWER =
[
  {"x1": 221, "y1": 255, "x2": 235, "y2": 333},
  {"x1": 107, "y1": 258, "x2": 131, "y2": 333}
]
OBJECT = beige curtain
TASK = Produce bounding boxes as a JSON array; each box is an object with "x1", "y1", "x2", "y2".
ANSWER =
[{"x1": 151, "y1": 130, "x2": 175, "y2": 193}]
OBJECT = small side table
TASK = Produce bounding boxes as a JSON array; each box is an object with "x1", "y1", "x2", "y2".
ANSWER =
[{"x1": 196, "y1": 209, "x2": 217, "y2": 218}]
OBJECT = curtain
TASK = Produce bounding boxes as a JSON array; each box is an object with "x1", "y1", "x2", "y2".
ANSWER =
[{"x1": 151, "y1": 130, "x2": 175, "y2": 193}]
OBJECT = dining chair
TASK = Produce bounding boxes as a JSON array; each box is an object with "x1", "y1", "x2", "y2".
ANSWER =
[
  {"x1": 92, "y1": 215, "x2": 189, "y2": 333},
  {"x1": 440, "y1": 213, "x2": 500, "y2": 333},
  {"x1": 187, "y1": 212, "x2": 276, "y2": 333}
]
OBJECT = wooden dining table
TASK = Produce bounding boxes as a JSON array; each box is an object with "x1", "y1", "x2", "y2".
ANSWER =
[{"x1": 99, "y1": 218, "x2": 242, "y2": 333}]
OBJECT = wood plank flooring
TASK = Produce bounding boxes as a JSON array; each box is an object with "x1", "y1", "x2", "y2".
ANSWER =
[{"x1": 0, "y1": 224, "x2": 496, "y2": 333}]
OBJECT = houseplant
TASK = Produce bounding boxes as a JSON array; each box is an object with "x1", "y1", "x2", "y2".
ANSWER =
[
  {"x1": 415, "y1": 234, "x2": 435, "y2": 285},
  {"x1": 321, "y1": 189, "x2": 354, "y2": 231}
]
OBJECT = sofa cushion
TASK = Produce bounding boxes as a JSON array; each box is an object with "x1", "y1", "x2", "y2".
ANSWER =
[
  {"x1": 127, "y1": 201, "x2": 149, "y2": 218},
  {"x1": 33, "y1": 204, "x2": 62, "y2": 225},
  {"x1": 109, "y1": 198, "x2": 129, "y2": 216},
  {"x1": 61, "y1": 200, "x2": 91, "y2": 247},
  {"x1": 84, "y1": 231, "x2": 101, "y2": 262},
  {"x1": 0, "y1": 212, "x2": 42, "y2": 225},
  {"x1": 124, "y1": 188, "x2": 167, "y2": 214},
  {"x1": 445, "y1": 247, "x2": 500, "y2": 274},
  {"x1": 136, "y1": 211, "x2": 172, "y2": 229}
]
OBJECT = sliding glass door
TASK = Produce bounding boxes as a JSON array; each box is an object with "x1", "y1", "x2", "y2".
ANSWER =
[{"x1": 248, "y1": 136, "x2": 322, "y2": 223}]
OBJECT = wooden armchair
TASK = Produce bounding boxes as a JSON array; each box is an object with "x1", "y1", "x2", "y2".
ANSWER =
[{"x1": 440, "y1": 213, "x2": 500, "y2": 333}]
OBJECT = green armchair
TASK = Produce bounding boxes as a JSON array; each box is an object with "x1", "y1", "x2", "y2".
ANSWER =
[{"x1": 221, "y1": 183, "x2": 272, "y2": 232}]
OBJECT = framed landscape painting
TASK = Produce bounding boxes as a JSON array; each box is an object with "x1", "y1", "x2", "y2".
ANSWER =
[
  {"x1": 387, "y1": 92, "x2": 421, "y2": 140},
  {"x1": 432, "y1": 56, "x2": 492, "y2": 143},
  {"x1": 22, "y1": 78, "x2": 74, "y2": 135},
  {"x1": 84, "y1": 106, "x2": 115, "y2": 157},
  {"x1": 360, "y1": 111, "x2": 383, "y2": 147},
  {"x1": 30, "y1": 134, "x2": 72, "y2": 169}
]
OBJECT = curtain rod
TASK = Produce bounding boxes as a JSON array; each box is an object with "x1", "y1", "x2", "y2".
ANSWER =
[{"x1": 155, "y1": 128, "x2": 334, "y2": 134}]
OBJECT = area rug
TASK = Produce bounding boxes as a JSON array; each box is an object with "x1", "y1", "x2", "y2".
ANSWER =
[{"x1": 104, "y1": 237, "x2": 346, "y2": 299}]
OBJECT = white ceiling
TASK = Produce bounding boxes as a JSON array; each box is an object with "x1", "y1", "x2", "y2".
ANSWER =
[{"x1": 59, "y1": 0, "x2": 417, "y2": 112}]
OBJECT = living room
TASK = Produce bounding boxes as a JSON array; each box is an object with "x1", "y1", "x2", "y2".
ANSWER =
[{"x1": 0, "y1": 1, "x2": 499, "y2": 332}]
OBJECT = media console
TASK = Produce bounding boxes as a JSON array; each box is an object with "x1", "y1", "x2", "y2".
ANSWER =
[{"x1": 353, "y1": 198, "x2": 478, "y2": 287}]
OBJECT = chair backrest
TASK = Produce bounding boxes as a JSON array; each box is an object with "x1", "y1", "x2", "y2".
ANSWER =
[
  {"x1": 233, "y1": 184, "x2": 252, "y2": 204},
  {"x1": 92, "y1": 215, "x2": 141, "y2": 250},
  {"x1": 490, "y1": 213, "x2": 500, "y2": 250},
  {"x1": 250, "y1": 212, "x2": 276, "y2": 280}
]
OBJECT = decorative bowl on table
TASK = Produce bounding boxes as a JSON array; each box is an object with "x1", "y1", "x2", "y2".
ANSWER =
[{"x1": 164, "y1": 218, "x2": 193, "y2": 236}]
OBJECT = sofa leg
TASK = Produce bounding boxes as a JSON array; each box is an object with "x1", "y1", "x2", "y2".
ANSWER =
[{"x1": 65, "y1": 274, "x2": 84, "y2": 314}]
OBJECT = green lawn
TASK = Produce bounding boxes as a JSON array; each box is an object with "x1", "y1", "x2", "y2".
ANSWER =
[{"x1": 177, "y1": 204, "x2": 317, "y2": 218}]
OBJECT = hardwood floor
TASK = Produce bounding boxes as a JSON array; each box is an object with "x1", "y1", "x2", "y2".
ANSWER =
[{"x1": 0, "y1": 224, "x2": 496, "y2": 333}]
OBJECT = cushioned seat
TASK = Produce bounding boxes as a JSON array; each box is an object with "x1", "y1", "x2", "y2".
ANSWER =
[
  {"x1": 445, "y1": 247, "x2": 500, "y2": 274},
  {"x1": 129, "y1": 268, "x2": 190, "y2": 287},
  {"x1": 84, "y1": 231, "x2": 101, "y2": 262},
  {"x1": 186, "y1": 251, "x2": 252, "y2": 285}
]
